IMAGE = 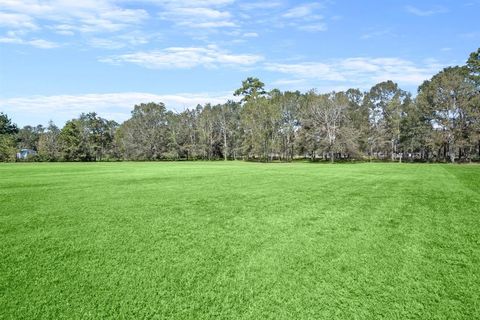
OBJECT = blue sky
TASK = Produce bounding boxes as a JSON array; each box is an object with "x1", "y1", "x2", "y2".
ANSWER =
[{"x1": 0, "y1": 0, "x2": 478, "y2": 126}]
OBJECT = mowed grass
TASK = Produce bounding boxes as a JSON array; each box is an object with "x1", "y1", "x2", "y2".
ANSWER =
[{"x1": 1, "y1": 162, "x2": 479, "y2": 319}]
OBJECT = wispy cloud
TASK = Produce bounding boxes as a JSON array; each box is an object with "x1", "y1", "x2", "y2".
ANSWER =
[
  {"x1": 297, "y1": 23, "x2": 327, "y2": 32},
  {"x1": 0, "y1": 12, "x2": 38, "y2": 30},
  {"x1": 0, "y1": 0, "x2": 149, "y2": 34},
  {"x1": 0, "y1": 0, "x2": 335, "y2": 50},
  {"x1": 265, "y1": 57, "x2": 445, "y2": 88},
  {"x1": 27, "y1": 38, "x2": 59, "y2": 49},
  {"x1": 271, "y1": 78, "x2": 307, "y2": 86},
  {"x1": 405, "y1": 5, "x2": 448, "y2": 16},
  {"x1": 156, "y1": 0, "x2": 236, "y2": 29},
  {"x1": 280, "y1": 2, "x2": 327, "y2": 32},
  {"x1": 100, "y1": 45, "x2": 263, "y2": 69},
  {"x1": 0, "y1": 36, "x2": 59, "y2": 48},
  {"x1": 239, "y1": 1, "x2": 283, "y2": 10},
  {"x1": 0, "y1": 92, "x2": 235, "y2": 126},
  {"x1": 0, "y1": 0, "x2": 149, "y2": 48},
  {"x1": 282, "y1": 3, "x2": 319, "y2": 18},
  {"x1": 360, "y1": 29, "x2": 393, "y2": 40},
  {"x1": 88, "y1": 32, "x2": 151, "y2": 50},
  {"x1": 243, "y1": 32, "x2": 258, "y2": 38},
  {"x1": 265, "y1": 62, "x2": 344, "y2": 81}
]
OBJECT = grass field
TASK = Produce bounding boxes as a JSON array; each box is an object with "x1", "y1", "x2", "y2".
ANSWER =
[{"x1": 1, "y1": 162, "x2": 479, "y2": 319}]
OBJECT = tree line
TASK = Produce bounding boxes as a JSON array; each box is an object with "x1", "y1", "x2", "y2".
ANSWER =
[{"x1": 1, "y1": 49, "x2": 479, "y2": 163}]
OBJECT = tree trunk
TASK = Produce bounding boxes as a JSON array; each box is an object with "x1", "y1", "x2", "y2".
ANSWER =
[
  {"x1": 223, "y1": 130, "x2": 228, "y2": 161},
  {"x1": 391, "y1": 140, "x2": 395, "y2": 162},
  {"x1": 450, "y1": 146, "x2": 455, "y2": 163}
]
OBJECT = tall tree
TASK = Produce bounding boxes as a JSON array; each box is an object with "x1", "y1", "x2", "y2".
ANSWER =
[
  {"x1": 305, "y1": 92, "x2": 352, "y2": 162},
  {"x1": 59, "y1": 113, "x2": 117, "y2": 161},
  {"x1": 234, "y1": 77, "x2": 266, "y2": 103},
  {"x1": 213, "y1": 101, "x2": 240, "y2": 160},
  {"x1": 197, "y1": 104, "x2": 221, "y2": 160},
  {"x1": 0, "y1": 113, "x2": 19, "y2": 161},
  {"x1": 466, "y1": 48, "x2": 480, "y2": 159},
  {"x1": 241, "y1": 97, "x2": 280, "y2": 161},
  {"x1": 365, "y1": 81, "x2": 408, "y2": 160},
  {"x1": 467, "y1": 48, "x2": 480, "y2": 85},
  {"x1": 270, "y1": 90, "x2": 300, "y2": 162},
  {"x1": 80, "y1": 113, "x2": 118, "y2": 161},
  {"x1": 297, "y1": 91, "x2": 321, "y2": 160},
  {"x1": 417, "y1": 67, "x2": 476, "y2": 162},
  {"x1": 180, "y1": 108, "x2": 201, "y2": 160},
  {"x1": 16, "y1": 125, "x2": 44, "y2": 151},
  {"x1": 236, "y1": 78, "x2": 280, "y2": 161},
  {"x1": 0, "y1": 113, "x2": 19, "y2": 135},
  {"x1": 345, "y1": 89, "x2": 368, "y2": 157},
  {"x1": 400, "y1": 98, "x2": 432, "y2": 161},
  {"x1": 38, "y1": 121, "x2": 61, "y2": 161},
  {"x1": 59, "y1": 119, "x2": 84, "y2": 161},
  {"x1": 118, "y1": 102, "x2": 171, "y2": 160}
]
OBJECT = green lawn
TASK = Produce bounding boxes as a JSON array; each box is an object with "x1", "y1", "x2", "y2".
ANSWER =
[{"x1": 1, "y1": 162, "x2": 479, "y2": 319}]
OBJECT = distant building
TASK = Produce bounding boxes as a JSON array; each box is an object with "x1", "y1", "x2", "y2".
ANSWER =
[{"x1": 16, "y1": 149, "x2": 37, "y2": 160}]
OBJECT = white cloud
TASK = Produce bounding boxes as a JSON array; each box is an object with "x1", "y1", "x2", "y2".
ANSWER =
[
  {"x1": 282, "y1": 4, "x2": 317, "y2": 18},
  {"x1": 239, "y1": 1, "x2": 283, "y2": 10},
  {"x1": 0, "y1": 37, "x2": 20, "y2": 44},
  {"x1": 265, "y1": 57, "x2": 445, "y2": 88},
  {"x1": 89, "y1": 38, "x2": 127, "y2": 49},
  {"x1": 266, "y1": 62, "x2": 344, "y2": 81},
  {"x1": 170, "y1": 7, "x2": 231, "y2": 19},
  {"x1": 0, "y1": 0, "x2": 334, "y2": 49},
  {"x1": 0, "y1": 0, "x2": 149, "y2": 43},
  {"x1": 271, "y1": 78, "x2": 307, "y2": 86},
  {"x1": 101, "y1": 45, "x2": 263, "y2": 69},
  {"x1": 50, "y1": 24, "x2": 75, "y2": 36},
  {"x1": 0, "y1": 92, "x2": 235, "y2": 126},
  {"x1": 28, "y1": 38, "x2": 59, "y2": 48},
  {"x1": 405, "y1": 5, "x2": 448, "y2": 16},
  {"x1": 156, "y1": 0, "x2": 236, "y2": 29},
  {"x1": 88, "y1": 32, "x2": 150, "y2": 49},
  {"x1": 0, "y1": 0, "x2": 154, "y2": 51},
  {"x1": 0, "y1": 12, "x2": 38, "y2": 30},
  {"x1": 298, "y1": 23, "x2": 327, "y2": 32},
  {"x1": 189, "y1": 21, "x2": 236, "y2": 28},
  {"x1": 280, "y1": 2, "x2": 327, "y2": 32},
  {"x1": 0, "y1": 36, "x2": 59, "y2": 48},
  {"x1": 150, "y1": 0, "x2": 234, "y2": 6},
  {"x1": 360, "y1": 29, "x2": 392, "y2": 40}
]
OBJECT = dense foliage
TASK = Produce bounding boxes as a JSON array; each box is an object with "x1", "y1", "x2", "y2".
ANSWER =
[{"x1": 2, "y1": 49, "x2": 479, "y2": 162}]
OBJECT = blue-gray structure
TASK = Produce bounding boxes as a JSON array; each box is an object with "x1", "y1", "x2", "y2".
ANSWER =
[{"x1": 16, "y1": 149, "x2": 37, "y2": 160}]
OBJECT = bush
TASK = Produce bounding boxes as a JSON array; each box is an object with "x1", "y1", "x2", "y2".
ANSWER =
[{"x1": 0, "y1": 135, "x2": 16, "y2": 162}]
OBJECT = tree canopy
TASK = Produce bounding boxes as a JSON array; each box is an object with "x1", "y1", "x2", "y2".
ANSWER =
[{"x1": 2, "y1": 49, "x2": 480, "y2": 163}]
